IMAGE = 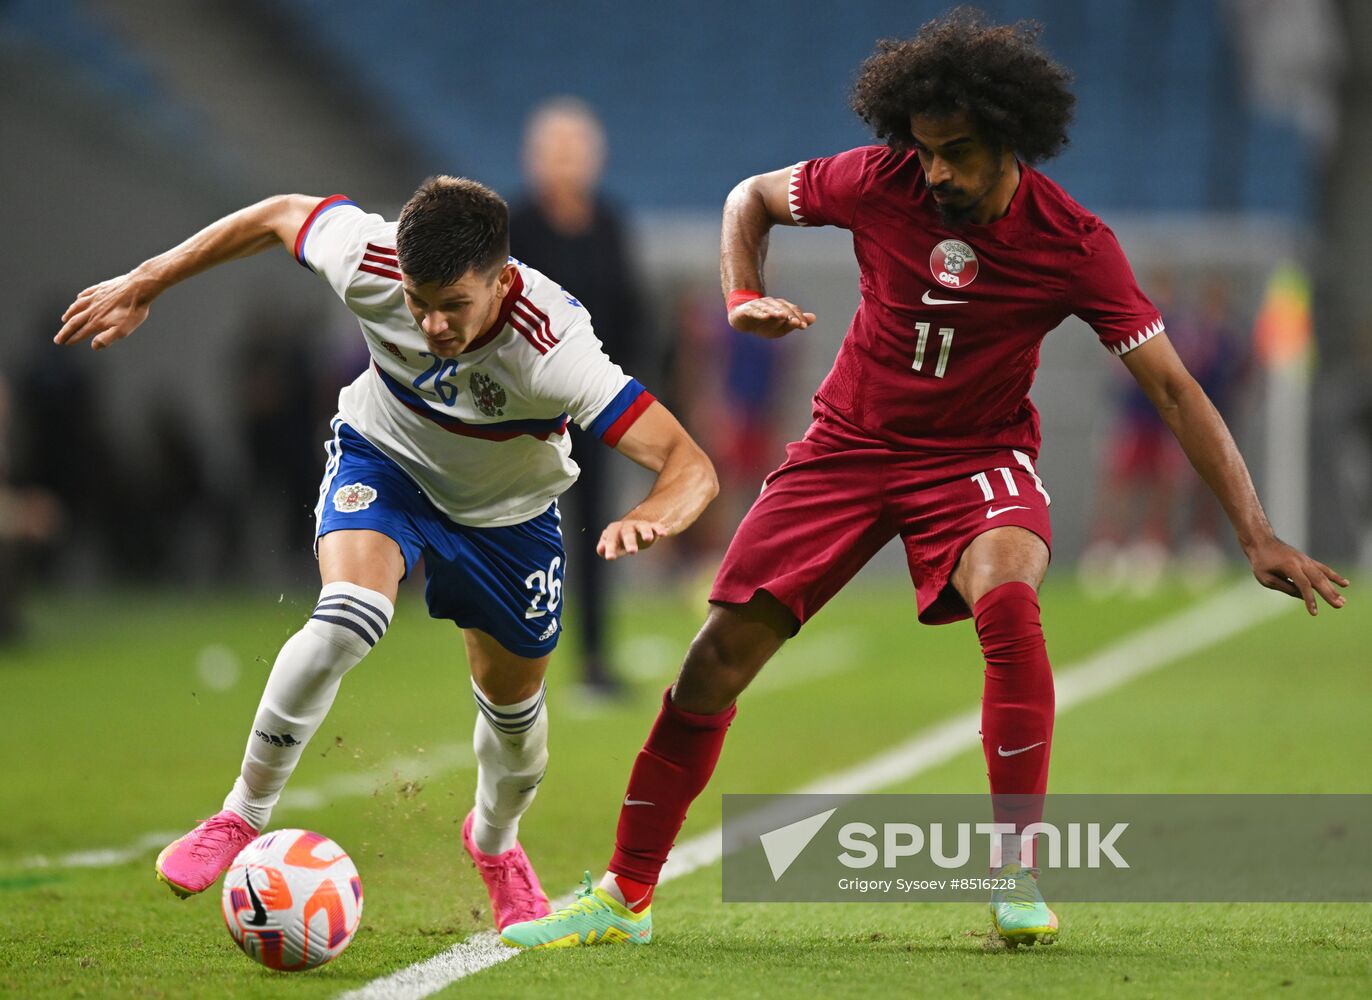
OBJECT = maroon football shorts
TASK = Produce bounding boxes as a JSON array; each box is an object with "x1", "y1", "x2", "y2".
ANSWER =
[{"x1": 711, "y1": 416, "x2": 1053, "y2": 628}]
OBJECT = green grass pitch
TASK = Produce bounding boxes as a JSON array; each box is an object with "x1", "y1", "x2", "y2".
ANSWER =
[{"x1": 0, "y1": 576, "x2": 1367, "y2": 997}]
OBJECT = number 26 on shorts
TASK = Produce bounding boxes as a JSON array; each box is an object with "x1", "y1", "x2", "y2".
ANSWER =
[{"x1": 523, "y1": 557, "x2": 563, "y2": 620}]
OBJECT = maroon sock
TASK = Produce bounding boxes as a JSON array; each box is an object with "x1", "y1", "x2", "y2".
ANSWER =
[
  {"x1": 607, "y1": 687, "x2": 737, "y2": 905},
  {"x1": 974, "y1": 581, "x2": 1055, "y2": 867}
]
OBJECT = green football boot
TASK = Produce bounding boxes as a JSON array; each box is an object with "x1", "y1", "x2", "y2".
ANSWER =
[
  {"x1": 500, "y1": 872, "x2": 652, "y2": 949},
  {"x1": 990, "y1": 862, "x2": 1059, "y2": 948}
]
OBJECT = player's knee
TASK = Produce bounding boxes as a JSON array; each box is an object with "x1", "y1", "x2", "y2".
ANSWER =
[
  {"x1": 471, "y1": 670, "x2": 544, "y2": 707},
  {"x1": 302, "y1": 583, "x2": 394, "y2": 666},
  {"x1": 965, "y1": 569, "x2": 1042, "y2": 611},
  {"x1": 956, "y1": 535, "x2": 1048, "y2": 609}
]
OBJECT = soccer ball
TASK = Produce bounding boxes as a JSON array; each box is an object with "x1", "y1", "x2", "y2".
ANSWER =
[{"x1": 221, "y1": 829, "x2": 363, "y2": 971}]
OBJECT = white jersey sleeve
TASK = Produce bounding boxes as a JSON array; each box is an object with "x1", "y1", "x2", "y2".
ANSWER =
[
  {"x1": 293, "y1": 196, "x2": 398, "y2": 309},
  {"x1": 529, "y1": 316, "x2": 655, "y2": 447}
]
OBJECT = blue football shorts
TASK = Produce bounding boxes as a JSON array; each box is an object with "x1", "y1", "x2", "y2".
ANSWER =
[{"x1": 313, "y1": 420, "x2": 565, "y2": 658}]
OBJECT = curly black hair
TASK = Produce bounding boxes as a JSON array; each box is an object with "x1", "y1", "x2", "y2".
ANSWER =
[{"x1": 850, "y1": 7, "x2": 1075, "y2": 164}]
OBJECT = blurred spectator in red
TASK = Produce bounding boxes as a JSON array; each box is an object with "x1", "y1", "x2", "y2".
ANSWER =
[
  {"x1": 509, "y1": 96, "x2": 648, "y2": 695},
  {"x1": 1080, "y1": 271, "x2": 1250, "y2": 596},
  {"x1": 663, "y1": 286, "x2": 790, "y2": 589},
  {"x1": 1168, "y1": 275, "x2": 1250, "y2": 585},
  {"x1": 1079, "y1": 271, "x2": 1188, "y2": 596}
]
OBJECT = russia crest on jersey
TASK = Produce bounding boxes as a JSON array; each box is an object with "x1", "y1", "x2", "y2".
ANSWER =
[{"x1": 930, "y1": 239, "x2": 979, "y2": 289}]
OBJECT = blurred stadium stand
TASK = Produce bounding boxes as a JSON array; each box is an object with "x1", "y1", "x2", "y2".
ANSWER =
[
  {"x1": 2, "y1": 0, "x2": 1366, "y2": 587},
  {"x1": 274, "y1": 0, "x2": 1315, "y2": 216}
]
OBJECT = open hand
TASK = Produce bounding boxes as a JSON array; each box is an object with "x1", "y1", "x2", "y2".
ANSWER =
[
  {"x1": 54, "y1": 273, "x2": 154, "y2": 350},
  {"x1": 727, "y1": 296, "x2": 816, "y2": 339},
  {"x1": 1247, "y1": 536, "x2": 1348, "y2": 616},
  {"x1": 597, "y1": 519, "x2": 669, "y2": 561}
]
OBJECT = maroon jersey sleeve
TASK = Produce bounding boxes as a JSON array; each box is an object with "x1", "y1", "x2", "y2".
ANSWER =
[
  {"x1": 1070, "y1": 226, "x2": 1165, "y2": 356},
  {"x1": 787, "y1": 147, "x2": 883, "y2": 229}
]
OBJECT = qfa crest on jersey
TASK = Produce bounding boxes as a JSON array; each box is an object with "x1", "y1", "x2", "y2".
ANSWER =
[
  {"x1": 333, "y1": 483, "x2": 377, "y2": 513},
  {"x1": 930, "y1": 239, "x2": 979, "y2": 289},
  {"x1": 469, "y1": 371, "x2": 507, "y2": 417}
]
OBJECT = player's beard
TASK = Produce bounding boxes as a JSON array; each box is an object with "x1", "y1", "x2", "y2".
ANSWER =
[
  {"x1": 931, "y1": 163, "x2": 1004, "y2": 228},
  {"x1": 932, "y1": 194, "x2": 979, "y2": 228}
]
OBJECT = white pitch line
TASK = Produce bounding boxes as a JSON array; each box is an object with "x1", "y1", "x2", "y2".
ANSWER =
[
  {"x1": 8, "y1": 743, "x2": 472, "y2": 872},
  {"x1": 10, "y1": 829, "x2": 187, "y2": 872},
  {"x1": 340, "y1": 581, "x2": 1293, "y2": 1000}
]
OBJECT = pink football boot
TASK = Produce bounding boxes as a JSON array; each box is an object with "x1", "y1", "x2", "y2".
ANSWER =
[
  {"x1": 155, "y1": 810, "x2": 258, "y2": 898},
  {"x1": 461, "y1": 810, "x2": 551, "y2": 930}
]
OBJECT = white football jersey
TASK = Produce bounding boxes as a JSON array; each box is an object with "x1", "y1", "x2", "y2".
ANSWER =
[{"x1": 295, "y1": 196, "x2": 653, "y2": 527}]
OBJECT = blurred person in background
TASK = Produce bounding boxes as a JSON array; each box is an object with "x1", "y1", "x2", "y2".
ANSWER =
[
  {"x1": 54, "y1": 175, "x2": 715, "y2": 935},
  {"x1": 0, "y1": 371, "x2": 61, "y2": 642},
  {"x1": 236, "y1": 310, "x2": 331, "y2": 582},
  {"x1": 1081, "y1": 272, "x2": 1252, "y2": 595},
  {"x1": 510, "y1": 96, "x2": 648, "y2": 696},
  {"x1": 663, "y1": 286, "x2": 789, "y2": 591},
  {"x1": 13, "y1": 299, "x2": 114, "y2": 580},
  {"x1": 1163, "y1": 274, "x2": 1251, "y2": 576},
  {"x1": 116, "y1": 398, "x2": 221, "y2": 582},
  {"x1": 1169, "y1": 274, "x2": 1251, "y2": 584},
  {"x1": 1079, "y1": 270, "x2": 1188, "y2": 596}
]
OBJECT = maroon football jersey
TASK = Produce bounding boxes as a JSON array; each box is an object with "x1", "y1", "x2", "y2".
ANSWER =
[{"x1": 788, "y1": 145, "x2": 1163, "y2": 454}]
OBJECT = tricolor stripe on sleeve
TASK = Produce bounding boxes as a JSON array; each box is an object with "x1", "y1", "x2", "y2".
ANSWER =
[
  {"x1": 587, "y1": 379, "x2": 655, "y2": 447},
  {"x1": 293, "y1": 194, "x2": 356, "y2": 269}
]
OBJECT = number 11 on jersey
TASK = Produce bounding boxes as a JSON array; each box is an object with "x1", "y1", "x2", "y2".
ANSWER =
[{"x1": 913, "y1": 322, "x2": 954, "y2": 379}]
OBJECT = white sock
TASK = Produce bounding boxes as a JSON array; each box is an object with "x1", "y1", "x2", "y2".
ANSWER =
[
  {"x1": 470, "y1": 679, "x2": 548, "y2": 856},
  {"x1": 223, "y1": 583, "x2": 393, "y2": 830}
]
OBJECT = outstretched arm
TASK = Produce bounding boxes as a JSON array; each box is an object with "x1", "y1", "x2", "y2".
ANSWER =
[
  {"x1": 720, "y1": 167, "x2": 816, "y2": 338},
  {"x1": 55, "y1": 194, "x2": 321, "y2": 351},
  {"x1": 598, "y1": 402, "x2": 718, "y2": 561},
  {"x1": 1121, "y1": 333, "x2": 1347, "y2": 615}
]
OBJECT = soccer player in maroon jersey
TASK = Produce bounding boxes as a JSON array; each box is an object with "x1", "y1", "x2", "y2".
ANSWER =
[{"x1": 502, "y1": 9, "x2": 1348, "y2": 950}]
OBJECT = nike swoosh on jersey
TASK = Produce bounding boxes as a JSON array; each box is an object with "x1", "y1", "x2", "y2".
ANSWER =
[
  {"x1": 922, "y1": 289, "x2": 968, "y2": 305},
  {"x1": 623, "y1": 797, "x2": 656, "y2": 807},
  {"x1": 986, "y1": 505, "x2": 1030, "y2": 518},
  {"x1": 997, "y1": 742, "x2": 1046, "y2": 757}
]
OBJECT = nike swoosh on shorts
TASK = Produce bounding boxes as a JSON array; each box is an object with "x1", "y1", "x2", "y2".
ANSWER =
[{"x1": 986, "y1": 505, "x2": 1030, "y2": 518}]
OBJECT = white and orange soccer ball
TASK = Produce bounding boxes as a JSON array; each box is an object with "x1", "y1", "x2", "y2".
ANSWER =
[{"x1": 221, "y1": 829, "x2": 363, "y2": 971}]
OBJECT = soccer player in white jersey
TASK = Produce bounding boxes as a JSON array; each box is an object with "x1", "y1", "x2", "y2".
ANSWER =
[{"x1": 55, "y1": 176, "x2": 718, "y2": 930}]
